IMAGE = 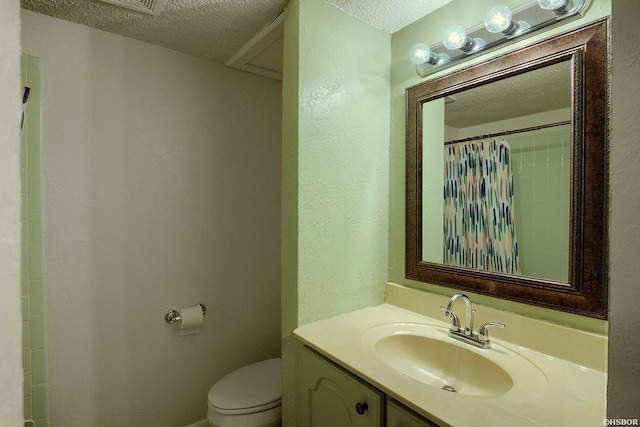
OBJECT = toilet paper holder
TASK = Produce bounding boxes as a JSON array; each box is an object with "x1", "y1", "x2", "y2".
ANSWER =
[{"x1": 164, "y1": 303, "x2": 207, "y2": 324}]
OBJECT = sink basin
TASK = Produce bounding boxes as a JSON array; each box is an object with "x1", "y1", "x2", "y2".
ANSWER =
[
  {"x1": 375, "y1": 334, "x2": 512, "y2": 396},
  {"x1": 362, "y1": 323, "x2": 547, "y2": 398}
]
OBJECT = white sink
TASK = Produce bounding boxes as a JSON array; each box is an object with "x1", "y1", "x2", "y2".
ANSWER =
[{"x1": 362, "y1": 322, "x2": 548, "y2": 398}]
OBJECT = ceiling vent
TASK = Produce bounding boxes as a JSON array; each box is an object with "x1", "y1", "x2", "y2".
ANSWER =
[{"x1": 97, "y1": 0, "x2": 167, "y2": 16}]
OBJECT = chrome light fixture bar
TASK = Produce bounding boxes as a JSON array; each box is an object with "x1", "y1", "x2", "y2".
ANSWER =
[{"x1": 411, "y1": 0, "x2": 589, "y2": 78}]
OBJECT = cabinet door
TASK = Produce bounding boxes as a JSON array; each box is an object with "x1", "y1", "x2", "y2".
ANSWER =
[
  {"x1": 386, "y1": 399, "x2": 439, "y2": 427},
  {"x1": 300, "y1": 346, "x2": 383, "y2": 427}
]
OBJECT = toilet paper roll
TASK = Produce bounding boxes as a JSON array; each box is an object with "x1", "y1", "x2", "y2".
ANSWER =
[{"x1": 179, "y1": 306, "x2": 203, "y2": 336}]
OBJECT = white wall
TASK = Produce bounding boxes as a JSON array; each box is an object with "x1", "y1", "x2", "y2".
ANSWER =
[
  {"x1": 21, "y1": 10, "x2": 282, "y2": 426},
  {"x1": 608, "y1": 0, "x2": 640, "y2": 418},
  {"x1": 0, "y1": 0, "x2": 24, "y2": 425}
]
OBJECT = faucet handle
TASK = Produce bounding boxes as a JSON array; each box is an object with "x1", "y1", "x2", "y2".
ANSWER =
[
  {"x1": 440, "y1": 306, "x2": 460, "y2": 332},
  {"x1": 477, "y1": 322, "x2": 505, "y2": 341}
]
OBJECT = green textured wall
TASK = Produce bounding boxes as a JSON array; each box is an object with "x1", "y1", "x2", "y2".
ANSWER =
[
  {"x1": 281, "y1": 0, "x2": 300, "y2": 341},
  {"x1": 281, "y1": 0, "x2": 391, "y2": 335},
  {"x1": 281, "y1": 0, "x2": 390, "y2": 423},
  {"x1": 295, "y1": 0, "x2": 390, "y2": 326},
  {"x1": 608, "y1": 0, "x2": 640, "y2": 416},
  {"x1": 281, "y1": 2, "x2": 300, "y2": 424},
  {"x1": 389, "y1": 0, "x2": 611, "y2": 333}
]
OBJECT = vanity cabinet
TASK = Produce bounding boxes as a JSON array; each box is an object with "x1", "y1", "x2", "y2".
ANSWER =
[
  {"x1": 387, "y1": 399, "x2": 438, "y2": 427},
  {"x1": 299, "y1": 346, "x2": 439, "y2": 427},
  {"x1": 300, "y1": 346, "x2": 384, "y2": 427}
]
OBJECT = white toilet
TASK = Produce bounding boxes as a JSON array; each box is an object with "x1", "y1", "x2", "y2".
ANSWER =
[{"x1": 207, "y1": 358, "x2": 282, "y2": 427}]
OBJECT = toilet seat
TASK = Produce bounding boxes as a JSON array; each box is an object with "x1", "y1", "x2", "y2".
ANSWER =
[
  {"x1": 208, "y1": 358, "x2": 281, "y2": 415},
  {"x1": 210, "y1": 398, "x2": 281, "y2": 416}
]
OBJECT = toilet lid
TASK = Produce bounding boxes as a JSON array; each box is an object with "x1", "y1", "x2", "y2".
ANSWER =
[{"x1": 208, "y1": 358, "x2": 281, "y2": 414}]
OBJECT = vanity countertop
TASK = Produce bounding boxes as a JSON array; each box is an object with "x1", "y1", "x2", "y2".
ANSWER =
[{"x1": 293, "y1": 285, "x2": 607, "y2": 427}]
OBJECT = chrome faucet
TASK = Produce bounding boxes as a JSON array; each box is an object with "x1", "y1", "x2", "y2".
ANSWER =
[
  {"x1": 440, "y1": 293, "x2": 505, "y2": 349},
  {"x1": 443, "y1": 293, "x2": 475, "y2": 336}
]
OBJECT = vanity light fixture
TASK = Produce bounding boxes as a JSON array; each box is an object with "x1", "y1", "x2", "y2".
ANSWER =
[
  {"x1": 410, "y1": 0, "x2": 591, "y2": 78},
  {"x1": 484, "y1": 5, "x2": 530, "y2": 36},
  {"x1": 443, "y1": 25, "x2": 486, "y2": 52}
]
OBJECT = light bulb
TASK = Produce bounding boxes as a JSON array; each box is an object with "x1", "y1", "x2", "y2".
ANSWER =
[
  {"x1": 443, "y1": 26, "x2": 469, "y2": 51},
  {"x1": 538, "y1": 0, "x2": 569, "y2": 10},
  {"x1": 485, "y1": 5, "x2": 513, "y2": 33},
  {"x1": 485, "y1": 5, "x2": 530, "y2": 36},
  {"x1": 409, "y1": 43, "x2": 432, "y2": 65},
  {"x1": 443, "y1": 25, "x2": 485, "y2": 52},
  {"x1": 539, "y1": 0, "x2": 580, "y2": 16}
]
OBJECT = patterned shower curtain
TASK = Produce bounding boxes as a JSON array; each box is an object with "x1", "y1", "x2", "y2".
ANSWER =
[{"x1": 443, "y1": 138, "x2": 520, "y2": 274}]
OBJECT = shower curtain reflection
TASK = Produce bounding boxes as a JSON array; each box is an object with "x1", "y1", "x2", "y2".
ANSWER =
[{"x1": 443, "y1": 138, "x2": 520, "y2": 274}]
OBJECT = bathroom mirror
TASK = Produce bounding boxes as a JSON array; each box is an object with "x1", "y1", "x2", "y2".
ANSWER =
[
  {"x1": 422, "y1": 61, "x2": 573, "y2": 283},
  {"x1": 406, "y1": 20, "x2": 609, "y2": 319}
]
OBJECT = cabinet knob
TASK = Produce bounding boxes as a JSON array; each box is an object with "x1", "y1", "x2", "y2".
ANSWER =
[{"x1": 355, "y1": 402, "x2": 368, "y2": 415}]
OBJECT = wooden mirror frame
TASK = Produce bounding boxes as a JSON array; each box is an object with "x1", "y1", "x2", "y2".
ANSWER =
[{"x1": 406, "y1": 19, "x2": 609, "y2": 319}]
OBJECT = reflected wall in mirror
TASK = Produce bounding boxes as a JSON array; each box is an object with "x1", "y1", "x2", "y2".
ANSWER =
[
  {"x1": 422, "y1": 62, "x2": 572, "y2": 283},
  {"x1": 406, "y1": 20, "x2": 609, "y2": 318}
]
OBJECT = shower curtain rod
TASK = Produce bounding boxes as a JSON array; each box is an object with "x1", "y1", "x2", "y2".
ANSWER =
[{"x1": 443, "y1": 120, "x2": 571, "y2": 146}]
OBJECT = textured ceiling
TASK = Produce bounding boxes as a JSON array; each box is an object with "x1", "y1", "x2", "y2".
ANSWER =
[
  {"x1": 21, "y1": 0, "x2": 287, "y2": 64},
  {"x1": 326, "y1": 0, "x2": 453, "y2": 33},
  {"x1": 20, "y1": 0, "x2": 453, "y2": 79}
]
